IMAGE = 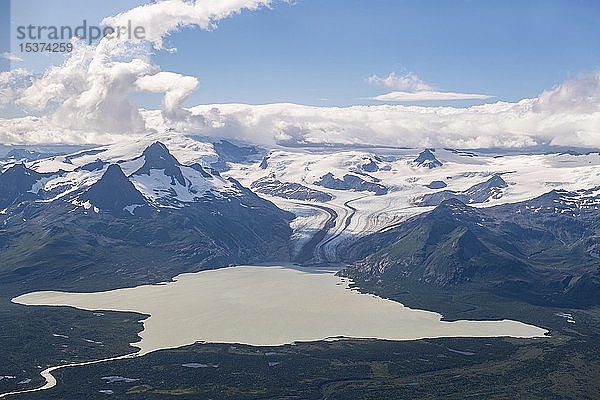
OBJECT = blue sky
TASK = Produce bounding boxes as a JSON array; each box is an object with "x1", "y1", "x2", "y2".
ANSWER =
[{"x1": 7, "y1": 0, "x2": 600, "y2": 108}]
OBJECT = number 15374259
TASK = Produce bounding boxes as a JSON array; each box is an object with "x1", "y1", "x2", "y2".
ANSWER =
[{"x1": 18, "y1": 42, "x2": 73, "y2": 53}]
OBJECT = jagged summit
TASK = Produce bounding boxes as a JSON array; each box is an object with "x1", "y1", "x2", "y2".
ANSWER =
[
  {"x1": 143, "y1": 142, "x2": 177, "y2": 162},
  {"x1": 80, "y1": 164, "x2": 148, "y2": 215},
  {"x1": 417, "y1": 174, "x2": 508, "y2": 206},
  {"x1": 0, "y1": 163, "x2": 45, "y2": 208},
  {"x1": 133, "y1": 142, "x2": 185, "y2": 185},
  {"x1": 413, "y1": 149, "x2": 443, "y2": 169},
  {"x1": 464, "y1": 174, "x2": 507, "y2": 200},
  {"x1": 361, "y1": 158, "x2": 379, "y2": 172},
  {"x1": 486, "y1": 174, "x2": 508, "y2": 188}
]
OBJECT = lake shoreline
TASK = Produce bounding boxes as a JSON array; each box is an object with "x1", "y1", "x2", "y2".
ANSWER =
[{"x1": 13, "y1": 264, "x2": 548, "y2": 357}]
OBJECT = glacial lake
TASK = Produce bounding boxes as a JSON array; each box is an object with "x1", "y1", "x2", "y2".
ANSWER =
[{"x1": 13, "y1": 265, "x2": 548, "y2": 355}]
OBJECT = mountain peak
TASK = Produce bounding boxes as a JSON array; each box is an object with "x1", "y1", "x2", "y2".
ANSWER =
[
  {"x1": 133, "y1": 142, "x2": 185, "y2": 185},
  {"x1": 414, "y1": 149, "x2": 443, "y2": 169},
  {"x1": 486, "y1": 174, "x2": 508, "y2": 188},
  {"x1": 429, "y1": 198, "x2": 483, "y2": 223},
  {"x1": 142, "y1": 142, "x2": 178, "y2": 164},
  {"x1": 417, "y1": 174, "x2": 508, "y2": 207},
  {"x1": 435, "y1": 198, "x2": 471, "y2": 212},
  {"x1": 4, "y1": 163, "x2": 33, "y2": 175},
  {"x1": 0, "y1": 164, "x2": 45, "y2": 208},
  {"x1": 80, "y1": 164, "x2": 148, "y2": 216},
  {"x1": 102, "y1": 163, "x2": 131, "y2": 180}
]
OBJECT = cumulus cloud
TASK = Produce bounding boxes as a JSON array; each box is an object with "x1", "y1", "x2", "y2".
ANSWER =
[
  {"x1": 135, "y1": 71, "x2": 199, "y2": 122},
  {"x1": 10, "y1": 0, "x2": 276, "y2": 135},
  {"x1": 0, "y1": 68, "x2": 31, "y2": 107},
  {"x1": 18, "y1": 39, "x2": 153, "y2": 134},
  {"x1": 368, "y1": 71, "x2": 492, "y2": 102},
  {"x1": 171, "y1": 70, "x2": 599, "y2": 149},
  {"x1": 1, "y1": 70, "x2": 599, "y2": 149}
]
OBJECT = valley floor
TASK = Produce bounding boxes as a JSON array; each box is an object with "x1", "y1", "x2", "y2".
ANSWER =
[{"x1": 2, "y1": 285, "x2": 599, "y2": 399}]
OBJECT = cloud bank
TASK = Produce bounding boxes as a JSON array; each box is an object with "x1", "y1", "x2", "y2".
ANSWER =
[
  {"x1": 368, "y1": 72, "x2": 492, "y2": 102},
  {"x1": 2, "y1": 70, "x2": 598, "y2": 149},
  {"x1": 182, "y1": 70, "x2": 600, "y2": 149},
  {"x1": 371, "y1": 91, "x2": 493, "y2": 102}
]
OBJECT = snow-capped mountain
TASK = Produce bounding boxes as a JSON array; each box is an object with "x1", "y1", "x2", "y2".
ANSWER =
[
  {"x1": 341, "y1": 190, "x2": 600, "y2": 307},
  {"x1": 510, "y1": 186, "x2": 600, "y2": 218},
  {"x1": 413, "y1": 149, "x2": 443, "y2": 169},
  {"x1": 0, "y1": 135, "x2": 293, "y2": 291},
  {"x1": 1, "y1": 136, "x2": 243, "y2": 213},
  {"x1": 416, "y1": 174, "x2": 508, "y2": 206},
  {"x1": 315, "y1": 172, "x2": 388, "y2": 195},
  {"x1": 128, "y1": 141, "x2": 239, "y2": 208},
  {"x1": 225, "y1": 145, "x2": 600, "y2": 258},
  {"x1": 2, "y1": 136, "x2": 600, "y2": 294},
  {"x1": 0, "y1": 164, "x2": 49, "y2": 208},
  {"x1": 79, "y1": 164, "x2": 150, "y2": 217},
  {"x1": 251, "y1": 176, "x2": 333, "y2": 202}
]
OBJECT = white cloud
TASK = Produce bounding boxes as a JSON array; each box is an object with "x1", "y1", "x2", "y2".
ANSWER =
[
  {"x1": 367, "y1": 72, "x2": 433, "y2": 92},
  {"x1": 2, "y1": 52, "x2": 24, "y2": 62},
  {"x1": 135, "y1": 71, "x2": 199, "y2": 122},
  {"x1": 176, "y1": 70, "x2": 600, "y2": 149},
  {"x1": 0, "y1": 69, "x2": 29, "y2": 86},
  {"x1": 11, "y1": 0, "x2": 277, "y2": 135},
  {"x1": 18, "y1": 39, "x2": 153, "y2": 134},
  {"x1": 368, "y1": 72, "x2": 492, "y2": 102},
  {"x1": 0, "y1": 68, "x2": 30, "y2": 107},
  {"x1": 103, "y1": 0, "x2": 274, "y2": 49},
  {"x1": 372, "y1": 91, "x2": 493, "y2": 102},
  {"x1": 1, "y1": 71, "x2": 599, "y2": 149},
  {"x1": 0, "y1": 115, "x2": 120, "y2": 144}
]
